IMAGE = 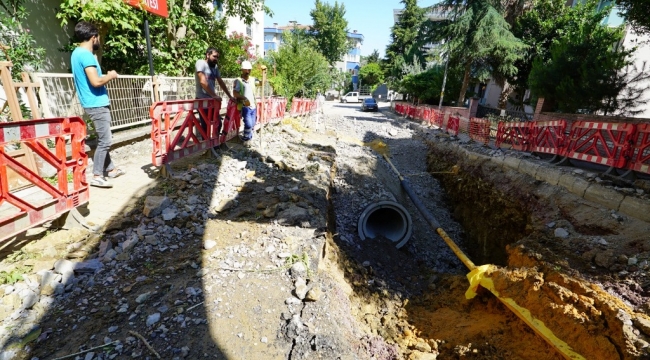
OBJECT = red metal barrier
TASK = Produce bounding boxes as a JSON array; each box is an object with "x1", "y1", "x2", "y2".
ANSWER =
[
  {"x1": 407, "y1": 105, "x2": 416, "y2": 119},
  {"x1": 150, "y1": 99, "x2": 223, "y2": 167},
  {"x1": 395, "y1": 103, "x2": 404, "y2": 115},
  {"x1": 422, "y1": 107, "x2": 432, "y2": 124},
  {"x1": 432, "y1": 110, "x2": 444, "y2": 128},
  {"x1": 564, "y1": 121, "x2": 635, "y2": 168},
  {"x1": 290, "y1": 98, "x2": 298, "y2": 117},
  {"x1": 496, "y1": 121, "x2": 533, "y2": 151},
  {"x1": 222, "y1": 100, "x2": 241, "y2": 144},
  {"x1": 628, "y1": 123, "x2": 650, "y2": 174},
  {"x1": 469, "y1": 118, "x2": 491, "y2": 145},
  {"x1": 530, "y1": 120, "x2": 568, "y2": 156},
  {"x1": 447, "y1": 116, "x2": 460, "y2": 136},
  {"x1": 0, "y1": 117, "x2": 89, "y2": 242},
  {"x1": 415, "y1": 106, "x2": 425, "y2": 121},
  {"x1": 459, "y1": 116, "x2": 470, "y2": 134}
]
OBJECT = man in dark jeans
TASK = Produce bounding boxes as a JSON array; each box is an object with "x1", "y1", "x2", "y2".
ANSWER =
[
  {"x1": 195, "y1": 47, "x2": 233, "y2": 141},
  {"x1": 70, "y1": 21, "x2": 124, "y2": 188}
]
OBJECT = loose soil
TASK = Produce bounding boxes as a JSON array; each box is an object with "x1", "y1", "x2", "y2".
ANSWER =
[{"x1": 1, "y1": 103, "x2": 650, "y2": 360}]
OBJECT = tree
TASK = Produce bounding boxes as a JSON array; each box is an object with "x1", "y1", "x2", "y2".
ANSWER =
[
  {"x1": 56, "y1": 0, "x2": 270, "y2": 74},
  {"x1": 528, "y1": 0, "x2": 633, "y2": 114},
  {"x1": 267, "y1": 30, "x2": 331, "y2": 100},
  {"x1": 616, "y1": 0, "x2": 650, "y2": 36},
  {"x1": 399, "y1": 64, "x2": 463, "y2": 105},
  {"x1": 359, "y1": 63, "x2": 384, "y2": 86},
  {"x1": 332, "y1": 69, "x2": 351, "y2": 96},
  {"x1": 385, "y1": 0, "x2": 426, "y2": 83},
  {"x1": 0, "y1": 0, "x2": 45, "y2": 79},
  {"x1": 361, "y1": 49, "x2": 381, "y2": 66},
  {"x1": 212, "y1": 29, "x2": 257, "y2": 78},
  {"x1": 435, "y1": 0, "x2": 526, "y2": 105},
  {"x1": 309, "y1": 0, "x2": 352, "y2": 65}
]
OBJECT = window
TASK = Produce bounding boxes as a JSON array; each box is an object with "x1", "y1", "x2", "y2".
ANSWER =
[{"x1": 246, "y1": 25, "x2": 252, "y2": 38}]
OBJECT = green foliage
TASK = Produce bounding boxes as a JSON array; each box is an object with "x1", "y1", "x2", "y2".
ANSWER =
[
  {"x1": 528, "y1": 0, "x2": 633, "y2": 114},
  {"x1": 214, "y1": 30, "x2": 257, "y2": 78},
  {"x1": 0, "y1": 269, "x2": 23, "y2": 285},
  {"x1": 399, "y1": 65, "x2": 463, "y2": 105},
  {"x1": 361, "y1": 49, "x2": 380, "y2": 66},
  {"x1": 359, "y1": 63, "x2": 384, "y2": 87},
  {"x1": 384, "y1": 0, "x2": 426, "y2": 83},
  {"x1": 436, "y1": 0, "x2": 526, "y2": 104},
  {"x1": 331, "y1": 69, "x2": 351, "y2": 96},
  {"x1": 509, "y1": 0, "x2": 578, "y2": 106},
  {"x1": 266, "y1": 30, "x2": 331, "y2": 100},
  {"x1": 0, "y1": 0, "x2": 45, "y2": 80},
  {"x1": 616, "y1": 0, "x2": 650, "y2": 35},
  {"x1": 57, "y1": 0, "x2": 142, "y2": 65},
  {"x1": 56, "y1": 0, "x2": 269, "y2": 76},
  {"x1": 309, "y1": 0, "x2": 352, "y2": 65}
]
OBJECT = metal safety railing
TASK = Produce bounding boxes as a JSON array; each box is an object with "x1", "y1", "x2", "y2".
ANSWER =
[{"x1": 31, "y1": 73, "x2": 239, "y2": 131}]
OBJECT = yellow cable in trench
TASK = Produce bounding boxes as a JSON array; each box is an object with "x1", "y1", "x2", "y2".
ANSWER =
[{"x1": 378, "y1": 150, "x2": 585, "y2": 360}]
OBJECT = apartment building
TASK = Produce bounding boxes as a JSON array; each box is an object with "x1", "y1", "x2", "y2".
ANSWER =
[{"x1": 264, "y1": 22, "x2": 364, "y2": 89}]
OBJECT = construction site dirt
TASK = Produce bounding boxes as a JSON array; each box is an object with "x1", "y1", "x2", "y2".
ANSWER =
[{"x1": 1, "y1": 101, "x2": 650, "y2": 360}]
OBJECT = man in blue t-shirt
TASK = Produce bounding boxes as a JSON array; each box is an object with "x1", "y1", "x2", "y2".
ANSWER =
[{"x1": 71, "y1": 21, "x2": 124, "y2": 188}]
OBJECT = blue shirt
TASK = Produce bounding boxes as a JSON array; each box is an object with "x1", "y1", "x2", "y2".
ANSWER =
[{"x1": 71, "y1": 47, "x2": 109, "y2": 108}]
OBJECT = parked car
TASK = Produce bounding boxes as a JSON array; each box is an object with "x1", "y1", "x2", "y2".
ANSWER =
[
  {"x1": 361, "y1": 98, "x2": 378, "y2": 112},
  {"x1": 340, "y1": 91, "x2": 372, "y2": 103}
]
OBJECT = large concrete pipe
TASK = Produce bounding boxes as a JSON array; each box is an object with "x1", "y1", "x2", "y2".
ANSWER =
[{"x1": 358, "y1": 200, "x2": 413, "y2": 249}]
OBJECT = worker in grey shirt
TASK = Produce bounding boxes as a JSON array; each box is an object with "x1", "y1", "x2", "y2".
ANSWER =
[{"x1": 195, "y1": 47, "x2": 233, "y2": 137}]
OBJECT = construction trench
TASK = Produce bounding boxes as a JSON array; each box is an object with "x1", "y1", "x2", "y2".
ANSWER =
[
  {"x1": 329, "y1": 107, "x2": 650, "y2": 359},
  {"x1": 3, "y1": 102, "x2": 650, "y2": 359}
]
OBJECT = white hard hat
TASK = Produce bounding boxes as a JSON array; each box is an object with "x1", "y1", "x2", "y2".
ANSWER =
[{"x1": 241, "y1": 61, "x2": 252, "y2": 70}]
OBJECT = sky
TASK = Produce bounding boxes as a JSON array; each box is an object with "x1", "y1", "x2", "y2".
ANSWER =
[{"x1": 263, "y1": 0, "x2": 408, "y2": 58}]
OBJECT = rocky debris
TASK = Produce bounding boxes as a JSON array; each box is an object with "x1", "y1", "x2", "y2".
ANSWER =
[
  {"x1": 143, "y1": 196, "x2": 170, "y2": 217},
  {"x1": 554, "y1": 228, "x2": 570, "y2": 238}
]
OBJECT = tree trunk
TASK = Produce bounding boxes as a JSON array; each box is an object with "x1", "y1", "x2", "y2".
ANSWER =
[
  {"x1": 457, "y1": 60, "x2": 471, "y2": 105},
  {"x1": 166, "y1": 0, "x2": 176, "y2": 48},
  {"x1": 498, "y1": 79, "x2": 513, "y2": 109},
  {"x1": 96, "y1": 25, "x2": 109, "y2": 65},
  {"x1": 175, "y1": 0, "x2": 192, "y2": 42}
]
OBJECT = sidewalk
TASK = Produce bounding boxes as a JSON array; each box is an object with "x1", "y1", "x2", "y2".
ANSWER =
[{"x1": 83, "y1": 155, "x2": 159, "y2": 229}]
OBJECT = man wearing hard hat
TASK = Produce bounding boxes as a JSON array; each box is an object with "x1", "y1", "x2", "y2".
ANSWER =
[{"x1": 233, "y1": 60, "x2": 260, "y2": 144}]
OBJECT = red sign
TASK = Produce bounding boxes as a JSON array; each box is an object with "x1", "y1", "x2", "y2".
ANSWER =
[{"x1": 126, "y1": 0, "x2": 169, "y2": 18}]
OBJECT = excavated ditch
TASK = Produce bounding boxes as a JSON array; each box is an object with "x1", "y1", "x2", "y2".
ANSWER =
[{"x1": 416, "y1": 137, "x2": 650, "y2": 359}]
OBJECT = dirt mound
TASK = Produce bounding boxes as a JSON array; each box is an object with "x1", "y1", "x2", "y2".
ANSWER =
[{"x1": 424, "y1": 136, "x2": 650, "y2": 359}]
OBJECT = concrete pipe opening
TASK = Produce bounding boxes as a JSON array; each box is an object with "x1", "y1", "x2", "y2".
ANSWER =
[{"x1": 358, "y1": 201, "x2": 413, "y2": 249}]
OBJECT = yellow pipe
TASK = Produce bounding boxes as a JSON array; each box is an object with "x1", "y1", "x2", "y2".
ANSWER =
[{"x1": 379, "y1": 152, "x2": 585, "y2": 360}]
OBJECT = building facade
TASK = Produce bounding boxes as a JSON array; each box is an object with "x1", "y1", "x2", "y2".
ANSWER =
[
  {"x1": 211, "y1": 1, "x2": 265, "y2": 57},
  {"x1": 264, "y1": 23, "x2": 364, "y2": 89}
]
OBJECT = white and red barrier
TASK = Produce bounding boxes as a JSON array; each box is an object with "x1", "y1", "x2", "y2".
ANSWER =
[
  {"x1": 469, "y1": 118, "x2": 491, "y2": 145},
  {"x1": 564, "y1": 121, "x2": 635, "y2": 168},
  {"x1": 529, "y1": 120, "x2": 568, "y2": 156},
  {"x1": 290, "y1": 97, "x2": 319, "y2": 117},
  {"x1": 391, "y1": 101, "x2": 650, "y2": 177},
  {"x1": 628, "y1": 123, "x2": 650, "y2": 174},
  {"x1": 150, "y1": 99, "x2": 226, "y2": 168},
  {"x1": 496, "y1": 122, "x2": 532, "y2": 152},
  {"x1": 0, "y1": 117, "x2": 89, "y2": 243}
]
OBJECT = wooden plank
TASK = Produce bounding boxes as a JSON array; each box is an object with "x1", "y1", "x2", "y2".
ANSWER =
[
  {"x1": 6, "y1": 147, "x2": 38, "y2": 192},
  {"x1": 0, "y1": 61, "x2": 22, "y2": 121}
]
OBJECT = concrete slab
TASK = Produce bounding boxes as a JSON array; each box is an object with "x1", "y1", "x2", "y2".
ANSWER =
[
  {"x1": 535, "y1": 166, "x2": 562, "y2": 186},
  {"x1": 84, "y1": 161, "x2": 158, "y2": 230},
  {"x1": 619, "y1": 196, "x2": 650, "y2": 222},
  {"x1": 519, "y1": 160, "x2": 540, "y2": 178},
  {"x1": 583, "y1": 185, "x2": 625, "y2": 211},
  {"x1": 503, "y1": 157, "x2": 521, "y2": 171}
]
